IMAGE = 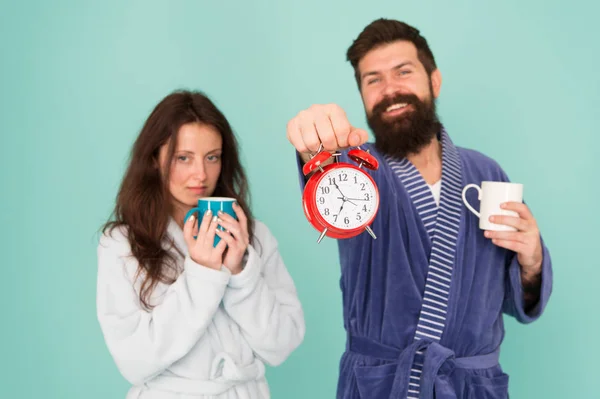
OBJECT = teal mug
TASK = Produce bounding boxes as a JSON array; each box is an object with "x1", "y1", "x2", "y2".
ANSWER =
[{"x1": 184, "y1": 197, "x2": 237, "y2": 247}]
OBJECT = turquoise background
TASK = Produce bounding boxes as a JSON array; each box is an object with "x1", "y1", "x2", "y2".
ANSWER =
[{"x1": 1, "y1": 1, "x2": 598, "y2": 397}]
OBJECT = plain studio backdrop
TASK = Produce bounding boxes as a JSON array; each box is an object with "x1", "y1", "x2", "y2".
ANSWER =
[{"x1": 1, "y1": 1, "x2": 598, "y2": 397}]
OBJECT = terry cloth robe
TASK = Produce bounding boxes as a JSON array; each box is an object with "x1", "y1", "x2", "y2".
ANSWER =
[
  {"x1": 96, "y1": 219, "x2": 305, "y2": 399},
  {"x1": 296, "y1": 128, "x2": 552, "y2": 399}
]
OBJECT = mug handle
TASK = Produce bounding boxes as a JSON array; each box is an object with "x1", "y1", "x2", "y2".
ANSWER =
[
  {"x1": 184, "y1": 207, "x2": 200, "y2": 224},
  {"x1": 184, "y1": 207, "x2": 200, "y2": 239},
  {"x1": 461, "y1": 184, "x2": 482, "y2": 218}
]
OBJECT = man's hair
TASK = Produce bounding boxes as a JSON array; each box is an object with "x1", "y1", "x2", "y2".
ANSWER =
[{"x1": 346, "y1": 18, "x2": 437, "y2": 87}]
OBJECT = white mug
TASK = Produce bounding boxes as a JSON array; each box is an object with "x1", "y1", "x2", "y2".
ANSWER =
[{"x1": 461, "y1": 181, "x2": 523, "y2": 231}]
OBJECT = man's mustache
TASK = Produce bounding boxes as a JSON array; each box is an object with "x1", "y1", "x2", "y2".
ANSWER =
[{"x1": 372, "y1": 93, "x2": 423, "y2": 116}]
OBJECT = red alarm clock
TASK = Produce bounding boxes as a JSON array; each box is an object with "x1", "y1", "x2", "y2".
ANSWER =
[{"x1": 302, "y1": 145, "x2": 380, "y2": 243}]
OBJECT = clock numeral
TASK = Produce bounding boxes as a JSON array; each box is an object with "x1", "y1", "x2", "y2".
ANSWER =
[
  {"x1": 354, "y1": 176, "x2": 358, "y2": 184},
  {"x1": 364, "y1": 193, "x2": 370, "y2": 201},
  {"x1": 362, "y1": 205, "x2": 368, "y2": 212},
  {"x1": 318, "y1": 197, "x2": 325, "y2": 204},
  {"x1": 356, "y1": 213, "x2": 362, "y2": 221},
  {"x1": 361, "y1": 183, "x2": 366, "y2": 191},
  {"x1": 320, "y1": 186, "x2": 330, "y2": 194},
  {"x1": 324, "y1": 208, "x2": 330, "y2": 216},
  {"x1": 344, "y1": 217, "x2": 350, "y2": 224},
  {"x1": 328, "y1": 177, "x2": 336, "y2": 186},
  {"x1": 338, "y1": 173, "x2": 348, "y2": 182},
  {"x1": 333, "y1": 214, "x2": 338, "y2": 222}
]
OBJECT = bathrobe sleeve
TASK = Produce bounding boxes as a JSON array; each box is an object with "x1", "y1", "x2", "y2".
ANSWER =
[
  {"x1": 492, "y1": 167, "x2": 554, "y2": 323},
  {"x1": 222, "y1": 221, "x2": 306, "y2": 366},
  {"x1": 503, "y1": 238, "x2": 553, "y2": 323}
]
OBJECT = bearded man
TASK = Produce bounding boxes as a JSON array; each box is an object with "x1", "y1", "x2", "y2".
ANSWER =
[{"x1": 286, "y1": 18, "x2": 552, "y2": 399}]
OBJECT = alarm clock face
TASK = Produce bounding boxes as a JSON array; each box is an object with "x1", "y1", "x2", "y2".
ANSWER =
[{"x1": 314, "y1": 166, "x2": 378, "y2": 230}]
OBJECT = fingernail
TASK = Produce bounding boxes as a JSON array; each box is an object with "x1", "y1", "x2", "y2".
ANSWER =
[
  {"x1": 205, "y1": 210, "x2": 212, "y2": 217},
  {"x1": 489, "y1": 216, "x2": 495, "y2": 222},
  {"x1": 189, "y1": 214, "x2": 195, "y2": 222},
  {"x1": 484, "y1": 231, "x2": 490, "y2": 238},
  {"x1": 500, "y1": 203, "x2": 506, "y2": 208},
  {"x1": 218, "y1": 210, "x2": 223, "y2": 216},
  {"x1": 212, "y1": 215, "x2": 218, "y2": 222}
]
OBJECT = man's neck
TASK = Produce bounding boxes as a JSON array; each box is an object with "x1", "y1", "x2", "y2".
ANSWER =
[{"x1": 407, "y1": 137, "x2": 442, "y2": 185}]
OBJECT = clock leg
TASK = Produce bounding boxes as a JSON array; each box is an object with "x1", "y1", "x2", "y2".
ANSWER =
[
  {"x1": 317, "y1": 228, "x2": 328, "y2": 244},
  {"x1": 365, "y1": 226, "x2": 377, "y2": 240}
]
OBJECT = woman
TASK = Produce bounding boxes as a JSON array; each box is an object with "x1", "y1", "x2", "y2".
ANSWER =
[{"x1": 97, "y1": 90, "x2": 305, "y2": 398}]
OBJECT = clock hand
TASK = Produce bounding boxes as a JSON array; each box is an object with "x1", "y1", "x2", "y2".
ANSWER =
[
  {"x1": 342, "y1": 197, "x2": 369, "y2": 201},
  {"x1": 332, "y1": 181, "x2": 346, "y2": 198},
  {"x1": 332, "y1": 181, "x2": 360, "y2": 206},
  {"x1": 337, "y1": 201, "x2": 345, "y2": 217},
  {"x1": 336, "y1": 197, "x2": 357, "y2": 206}
]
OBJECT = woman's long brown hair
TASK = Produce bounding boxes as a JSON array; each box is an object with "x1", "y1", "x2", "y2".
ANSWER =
[{"x1": 103, "y1": 90, "x2": 253, "y2": 310}]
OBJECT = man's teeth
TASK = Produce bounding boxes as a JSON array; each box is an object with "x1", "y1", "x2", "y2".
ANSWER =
[{"x1": 386, "y1": 103, "x2": 407, "y2": 112}]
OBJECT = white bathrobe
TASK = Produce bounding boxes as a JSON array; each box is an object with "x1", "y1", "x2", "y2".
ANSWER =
[{"x1": 96, "y1": 218, "x2": 305, "y2": 398}]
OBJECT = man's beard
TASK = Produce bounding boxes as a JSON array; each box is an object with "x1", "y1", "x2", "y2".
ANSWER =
[{"x1": 367, "y1": 91, "x2": 440, "y2": 159}]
